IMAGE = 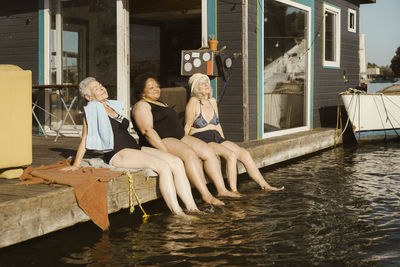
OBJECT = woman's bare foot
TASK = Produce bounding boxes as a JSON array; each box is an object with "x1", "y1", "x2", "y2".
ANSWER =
[
  {"x1": 174, "y1": 210, "x2": 186, "y2": 216},
  {"x1": 203, "y1": 195, "x2": 224, "y2": 206},
  {"x1": 261, "y1": 185, "x2": 284, "y2": 191},
  {"x1": 174, "y1": 212, "x2": 200, "y2": 220},
  {"x1": 186, "y1": 207, "x2": 201, "y2": 213},
  {"x1": 218, "y1": 190, "x2": 242, "y2": 198},
  {"x1": 232, "y1": 191, "x2": 242, "y2": 197}
]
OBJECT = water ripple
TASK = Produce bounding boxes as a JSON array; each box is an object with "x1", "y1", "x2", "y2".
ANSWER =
[{"x1": 2, "y1": 144, "x2": 400, "y2": 266}]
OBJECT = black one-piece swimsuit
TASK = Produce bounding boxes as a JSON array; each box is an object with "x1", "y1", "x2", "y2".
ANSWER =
[
  {"x1": 132, "y1": 101, "x2": 185, "y2": 147},
  {"x1": 103, "y1": 116, "x2": 141, "y2": 164}
]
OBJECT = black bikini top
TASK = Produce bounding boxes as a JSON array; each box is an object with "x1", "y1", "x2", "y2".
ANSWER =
[{"x1": 192, "y1": 99, "x2": 220, "y2": 129}]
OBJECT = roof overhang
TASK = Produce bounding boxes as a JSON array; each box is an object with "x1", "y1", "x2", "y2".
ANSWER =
[{"x1": 360, "y1": 0, "x2": 376, "y2": 4}]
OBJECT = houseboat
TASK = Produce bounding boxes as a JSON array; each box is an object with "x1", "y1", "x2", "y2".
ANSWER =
[
  {"x1": 0, "y1": 0, "x2": 375, "y2": 142},
  {"x1": 0, "y1": 0, "x2": 378, "y2": 248}
]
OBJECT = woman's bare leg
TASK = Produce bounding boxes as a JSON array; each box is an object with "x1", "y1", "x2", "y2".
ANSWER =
[
  {"x1": 221, "y1": 141, "x2": 284, "y2": 191},
  {"x1": 111, "y1": 148, "x2": 185, "y2": 214},
  {"x1": 162, "y1": 138, "x2": 224, "y2": 205},
  {"x1": 141, "y1": 146, "x2": 198, "y2": 211},
  {"x1": 181, "y1": 136, "x2": 240, "y2": 198},
  {"x1": 208, "y1": 142, "x2": 239, "y2": 193}
]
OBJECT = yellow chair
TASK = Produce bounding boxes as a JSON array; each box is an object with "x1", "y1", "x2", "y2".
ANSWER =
[{"x1": 0, "y1": 65, "x2": 32, "y2": 178}]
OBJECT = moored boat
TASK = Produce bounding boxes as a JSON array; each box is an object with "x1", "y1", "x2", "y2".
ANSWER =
[{"x1": 340, "y1": 83, "x2": 400, "y2": 143}]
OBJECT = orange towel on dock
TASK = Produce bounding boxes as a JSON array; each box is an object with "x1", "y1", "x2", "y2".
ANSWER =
[{"x1": 20, "y1": 160, "x2": 123, "y2": 230}]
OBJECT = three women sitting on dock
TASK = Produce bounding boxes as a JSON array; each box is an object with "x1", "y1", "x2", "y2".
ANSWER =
[
  {"x1": 185, "y1": 73, "x2": 284, "y2": 192},
  {"x1": 131, "y1": 72, "x2": 241, "y2": 206},
  {"x1": 62, "y1": 77, "x2": 199, "y2": 216}
]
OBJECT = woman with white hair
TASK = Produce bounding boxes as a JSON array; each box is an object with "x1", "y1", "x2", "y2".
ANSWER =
[
  {"x1": 185, "y1": 73, "x2": 284, "y2": 192},
  {"x1": 62, "y1": 77, "x2": 199, "y2": 216}
]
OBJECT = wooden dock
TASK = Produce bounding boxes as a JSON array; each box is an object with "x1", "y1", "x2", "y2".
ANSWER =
[{"x1": 0, "y1": 128, "x2": 339, "y2": 248}]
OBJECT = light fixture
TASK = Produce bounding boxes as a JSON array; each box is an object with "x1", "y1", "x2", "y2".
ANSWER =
[{"x1": 224, "y1": 57, "x2": 233, "y2": 69}]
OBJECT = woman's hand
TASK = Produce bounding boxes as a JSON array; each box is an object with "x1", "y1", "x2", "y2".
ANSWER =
[
  {"x1": 60, "y1": 165, "x2": 80, "y2": 172},
  {"x1": 63, "y1": 116, "x2": 88, "y2": 172}
]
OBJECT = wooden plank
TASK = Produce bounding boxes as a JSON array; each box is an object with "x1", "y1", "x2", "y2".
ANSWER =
[
  {"x1": 0, "y1": 184, "x2": 60, "y2": 196},
  {"x1": 0, "y1": 170, "x2": 160, "y2": 248}
]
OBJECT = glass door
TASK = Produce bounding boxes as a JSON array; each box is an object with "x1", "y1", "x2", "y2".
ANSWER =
[
  {"x1": 129, "y1": 0, "x2": 201, "y2": 105},
  {"x1": 263, "y1": 0, "x2": 311, "y2": 137},
  {"x1": 49, "y1": 0, "x2": 118, "y2": 132}
]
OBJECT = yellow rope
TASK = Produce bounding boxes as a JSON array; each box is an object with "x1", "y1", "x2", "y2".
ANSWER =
[
  {"x1": 125, "y1": 171, "x2": 150, "y2": 221},
  {"x1": 334, "y1": 94, "x2": 343, "y2": 147}
]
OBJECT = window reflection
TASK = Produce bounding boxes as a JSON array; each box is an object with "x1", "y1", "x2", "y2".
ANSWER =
[
  {"x1": 264, "y1": 0, "x2": 308, "y2": 133},
  {"x1": 50, "y1": 0, "x2": 117, "y2": 128}
]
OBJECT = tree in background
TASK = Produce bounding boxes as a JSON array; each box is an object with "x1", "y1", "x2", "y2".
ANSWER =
[
  {"x1": 380, "y1": 66, "x2": 394, "y2": 77},
  {"x1": 390, "y1": 46, "x2": 400, "y2": 77}
]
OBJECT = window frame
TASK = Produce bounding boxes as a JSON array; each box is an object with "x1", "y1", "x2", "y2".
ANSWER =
[
  {"x1": 348, "y1": 8, "x2": 356, "y2": 33},
  {"x1": 262, "y1": 0, "x2": 312, "y2": 138},
  {"x1": 322, "y1": 2, "x2": 341, "y2": 68}
]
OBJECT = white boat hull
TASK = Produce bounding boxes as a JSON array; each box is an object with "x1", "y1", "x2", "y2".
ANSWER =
[{"x1": 341, "y1": 93, "x2": 400, "y2": 142}]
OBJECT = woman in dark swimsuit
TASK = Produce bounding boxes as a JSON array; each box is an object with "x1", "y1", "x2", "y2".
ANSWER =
[
  {"x1": 62, "y1": 77, "x2": 198, "y2": 216},
  {"x1": 185, "y1": 73, "x2": 284, "y2": 193},
  {"x1": 132, "y1": 73, "x2": 240, "y2": 206}
]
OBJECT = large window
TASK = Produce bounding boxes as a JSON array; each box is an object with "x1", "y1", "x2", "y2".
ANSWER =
[
  {"x1": 323, "y1": 2, "x2": 341, "y2": 68},
  {"x1": 49, "y1": 0, "x2": 117, "y2": 130},
  {"x1": 263, "y1": 0, "x2": 310, "y2": 136}
]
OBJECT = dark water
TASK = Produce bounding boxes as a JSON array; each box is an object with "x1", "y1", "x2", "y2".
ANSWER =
[{"x1": 2, "y1": 143, "x2": 400, "y2": 266}]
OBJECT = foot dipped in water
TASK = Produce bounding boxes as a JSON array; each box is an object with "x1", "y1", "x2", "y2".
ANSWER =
[
  {"x1": 186, "y1": 207, "x2": 201, "y2": 213},
  {"x1": 232, "y1": 191, "x2": 242, "y2": 197},
  {"x1": 174, "y1": 211, "x2": 200, "y2": 221},
  {"x1": 203, "y1": 195, "x2": 224, "y2": 206},
  {"x1": 218, "y1": 189, "x2": 242, "y2": 198},
  {"x1": 261, "y1": 184, "x2": 285, "y2": 191}
]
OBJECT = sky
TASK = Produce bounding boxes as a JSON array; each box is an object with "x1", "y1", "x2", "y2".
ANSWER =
[{"x1": 360, "y1": 0, "x2": 400, "y2": 67}]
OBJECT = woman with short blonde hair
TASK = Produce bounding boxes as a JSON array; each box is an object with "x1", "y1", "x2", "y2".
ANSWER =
[{"x1": 185, "y1": 73, "x2": 284, "y2": 193}]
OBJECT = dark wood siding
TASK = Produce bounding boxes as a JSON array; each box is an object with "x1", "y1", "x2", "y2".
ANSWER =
[
  {"x1": 0, "y1": 1, "x2": 39, "y2": 84},
  {"x1": 217, "y1": 1, "x2": 244, "y2": 141},
  {"x1": 313, "y1": 0, "x2": 360, "y2": 128},
  {"x1": 248, "y1": 0, "x2": 258, "y2": 140}
]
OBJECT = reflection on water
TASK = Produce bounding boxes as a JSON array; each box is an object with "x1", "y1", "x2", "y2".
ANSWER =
[{"x1": 1, "y1": 143, "x2": 400, "y2": 266}]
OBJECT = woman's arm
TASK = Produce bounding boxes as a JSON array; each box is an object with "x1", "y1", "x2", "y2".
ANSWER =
[
  {"x1": 132, "y1": 101, "x2": 169, "y2": 152},
  {"x1": 61, "y1": 116, "x2": 88, "y2": 171},
  {"x1": 210, "y1": 98, "x2": 225, "y2": 138},
  {"x1": 184, "y1": 97, "x2": 199, "y2": 136}
]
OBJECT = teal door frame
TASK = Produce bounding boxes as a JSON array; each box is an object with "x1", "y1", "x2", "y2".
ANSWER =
[{"x1": 257, "y1": 0, "x2": 315, "y2": 138}]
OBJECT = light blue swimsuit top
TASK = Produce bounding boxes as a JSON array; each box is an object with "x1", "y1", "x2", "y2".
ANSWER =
[{"x1": 192, "y1": 99, "x2": 220, "y2": 129}]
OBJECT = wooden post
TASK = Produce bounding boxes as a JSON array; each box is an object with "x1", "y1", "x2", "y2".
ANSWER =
[
  {"x1": 242, "y1": 0, "x2": 249, "y2": 141},
  {"x1": 201, "y1": 0, "x2": 208, "y2": 48},
  {"x1": 54, "y1": 2, "x2": 63, "y2": 130},
  {"x1": 117, "y1": 0, "x2": 131, "y2": 119},
  {"x1": 43, "y1": 0, "x2": 51, "y2": 129}
]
